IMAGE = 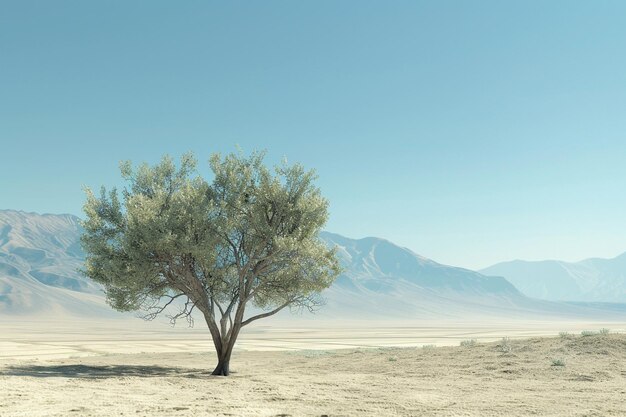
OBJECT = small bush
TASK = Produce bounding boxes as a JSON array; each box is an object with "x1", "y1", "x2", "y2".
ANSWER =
[
  {"x1": 422, "y1": 344, "x2": 436, "y2": 350},
  {"x1": 580, "y1": 329, "x2": 609, "y2": 337},
  {"x1": 551, "y1": 358, "x2": 566, "y2": 367},
  {"x1": 497, "y1": 337, "x2": 512, "y2": 353},
  {"x1": 460, "y1": 339, "x2": 477, "y2": 347},
  {"x1": 388, "y1": 357, "x2": 397, "y2": 362},
  {"x1": 558, "y1": 331, "x2": 570, "y2": 339}
]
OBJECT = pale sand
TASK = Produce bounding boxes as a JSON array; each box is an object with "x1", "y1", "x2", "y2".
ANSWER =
[
  {"x1": 3, "y1": 318, "x2": 626, "y2": 360},
  {"x1": 2, "y1": 319, "x2": 626, "y2": 416}
]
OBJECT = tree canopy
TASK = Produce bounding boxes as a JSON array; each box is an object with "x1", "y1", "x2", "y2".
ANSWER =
[{"x1": 81, "y1": 151, "x2": 340, "y2": 375}]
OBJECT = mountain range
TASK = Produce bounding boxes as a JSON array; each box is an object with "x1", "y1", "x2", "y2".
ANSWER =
[
  {"x1": 0, "y1": 210, "x2": 116, "y2": 316},
  {"x1": 1, "y1": 209, "x2": 626, "y2": 320},
  {"x1": 481, "y1": 255, "x2": 626, "y2": 302}
]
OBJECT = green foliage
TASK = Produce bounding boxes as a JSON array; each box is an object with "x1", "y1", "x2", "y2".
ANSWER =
[
  {"x1": 558, "y1": 331, "x2": 570, "y2": 339},
  {"x1": 81, "y1": 150, "x2": 341, "y2": 329},
  {"x1": 599, "y1": 328, "x2": 610, "y2": 335}
]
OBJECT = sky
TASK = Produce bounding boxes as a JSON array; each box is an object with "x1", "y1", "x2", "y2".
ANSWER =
[{"x1": 2, "y1": 1, "x2": 626, "y2": 270}]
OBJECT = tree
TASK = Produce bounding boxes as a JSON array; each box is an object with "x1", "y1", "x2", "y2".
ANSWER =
[{"x1": 81, "y1": 151, "x2": 341, "y2": 376}]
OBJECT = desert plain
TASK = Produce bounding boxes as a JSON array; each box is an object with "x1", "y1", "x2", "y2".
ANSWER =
[{"x1": 2, "y1": 318, "x2": 626, "y2": 416}]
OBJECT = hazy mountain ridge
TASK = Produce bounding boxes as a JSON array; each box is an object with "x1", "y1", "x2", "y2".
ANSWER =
[
  {"x1": 0, "y1": 210, "x2": 98, "y2": 293},
  {"x1": 316, "y1": 232, "x2": 626, "y2": 319},
  {"x1": 321, "y1": 231, "x2": 519, "y2": 297},
  {"x1": 481, "y1": 254, "x2": 626, "y2": 302},
  {"x1": 2, "y1": 210, "x2": 533, "y2": 318},
  {"x1": 0, "y1": 210, "x2": 113, "y2": 316},
  {"x1": 2, "y1": 210, "x2": 626, "y2": 320},
  {"x1": 316, "y1": 232, "x2": 530, "y2": 319}
]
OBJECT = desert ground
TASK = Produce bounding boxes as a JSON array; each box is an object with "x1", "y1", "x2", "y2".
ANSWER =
[{"x1": 2, "y1": 319, "x2": 626, "y2": 416}]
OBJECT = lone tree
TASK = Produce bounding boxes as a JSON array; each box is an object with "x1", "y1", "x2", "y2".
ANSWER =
[{"x1": 81, "y1": 151, "x2": 340, "y2": 376}]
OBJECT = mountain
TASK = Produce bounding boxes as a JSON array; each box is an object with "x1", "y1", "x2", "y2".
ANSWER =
[
  {"x1": 321, "y1": 232, "x2": 519, "y2": 296},
  {"x1": 481, "y1": 255, "x2": 626, "y2": 302},
  {"x1": 0, "y1": 210, "x2": 115, "y2": 316},
  {"x1": 2, "y1": 209, "x2": 626, "y2": 320},
  {"x1": 2, "y1": 211, "x2": 531, "y2": 318},
  {"x1": 317, "y1": 232, "x2": 528, "y2": 317},
  {"x1": 315, "y1": 232, "x2": 626, "y2": 319}
]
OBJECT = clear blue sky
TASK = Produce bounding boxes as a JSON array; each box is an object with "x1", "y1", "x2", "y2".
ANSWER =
[{"x1": 2, "y1": 1, "x2": 626, "y2": 269}]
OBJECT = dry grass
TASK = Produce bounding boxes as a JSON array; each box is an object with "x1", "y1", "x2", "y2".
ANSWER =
[{"x1": 3, "y1": 333, "x2": 626, "y2": 416}]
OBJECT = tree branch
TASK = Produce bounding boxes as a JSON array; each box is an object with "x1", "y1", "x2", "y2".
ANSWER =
[
  {"x1": 141, "y1": 293, "x2": 186, "y2": 321},
  {"x1": 240, "y1": 299, "x2": 293, "y2": 327},
  {"x1": 166, "y1": 297, "x2": 196, "y2": 327}
]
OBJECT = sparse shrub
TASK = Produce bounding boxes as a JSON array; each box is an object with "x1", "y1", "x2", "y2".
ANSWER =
[
  {"x1": 551, "y1": 358, "x2": 566, "y2": 367},
  {"x1": 497, "y1": 337, "x2": 512, "y2": 353},
  {"x1": 388, "y1": 357, "x2": 397, "y2": 362},
  {"x1": 580, "y1": 328, "x2": 610, "y2": 337},
  {"x1": 559, "y1": 331, "x2": 570, "y2": 339},
  {"x1": 460, "y1": 339, "x2": 477, "y2": 347},
  {"x1": 422, "y1": 344, "x2": 436, "y2": 350}
]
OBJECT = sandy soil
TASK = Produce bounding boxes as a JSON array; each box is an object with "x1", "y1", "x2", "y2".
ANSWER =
[{"x1": 3, "y1": 323, "x2": 626, "y2": 416}]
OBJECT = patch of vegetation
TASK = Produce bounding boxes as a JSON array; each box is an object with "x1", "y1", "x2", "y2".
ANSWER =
[
  {"x1": 497, "y1": 337, "x2": 512, "y2": 353},
  {"x1": 580, "y1": 328, "x2": 610, "y2": 337},
  {"x1": 551, "y1": 358, "x2": 566, "y2": 367},
  {"x1": 460, "y1": 339, "x2": 477, "y2": 348},
  {"x1": 388, "y1": 357, "x2": 397, "y2": 362},
  {"x1": 558, "y1": 331, "x2": 570, "y2": 339},
  {"x1": 422, "y1": 344, "x2": 436, "y2": 350}
]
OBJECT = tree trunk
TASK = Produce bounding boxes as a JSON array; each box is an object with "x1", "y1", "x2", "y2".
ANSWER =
[
  {"x1": 212, "y1": 346, "x2": 233, "y2": 376},
  {"x1": 211, "y1": 323, "x2": 243, "y2": 376},
  {"x1": 208, "y1": 303, "x2": 245, "y2": 376}
]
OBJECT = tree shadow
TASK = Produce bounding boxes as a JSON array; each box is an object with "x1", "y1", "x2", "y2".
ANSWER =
[{"x1": 1, "y1": 364, "x2": 215, "y2": 379}]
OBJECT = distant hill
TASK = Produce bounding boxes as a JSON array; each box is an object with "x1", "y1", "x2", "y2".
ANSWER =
[
  {"x1": 317, "y1": 232, "x2": 524, "y2": 317},
  {"x1": 316, "y1": 232, "x2": 626, "y2": 319},
  {"x1": 481, "y1": 255, "x2": 626, "y2": 302},
  {"x1": 2, "y1": 210, "x2": 626, "y2": 320},
  {"x1": 0, "y1": 210, "x2": 115, "y2": 316}
]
